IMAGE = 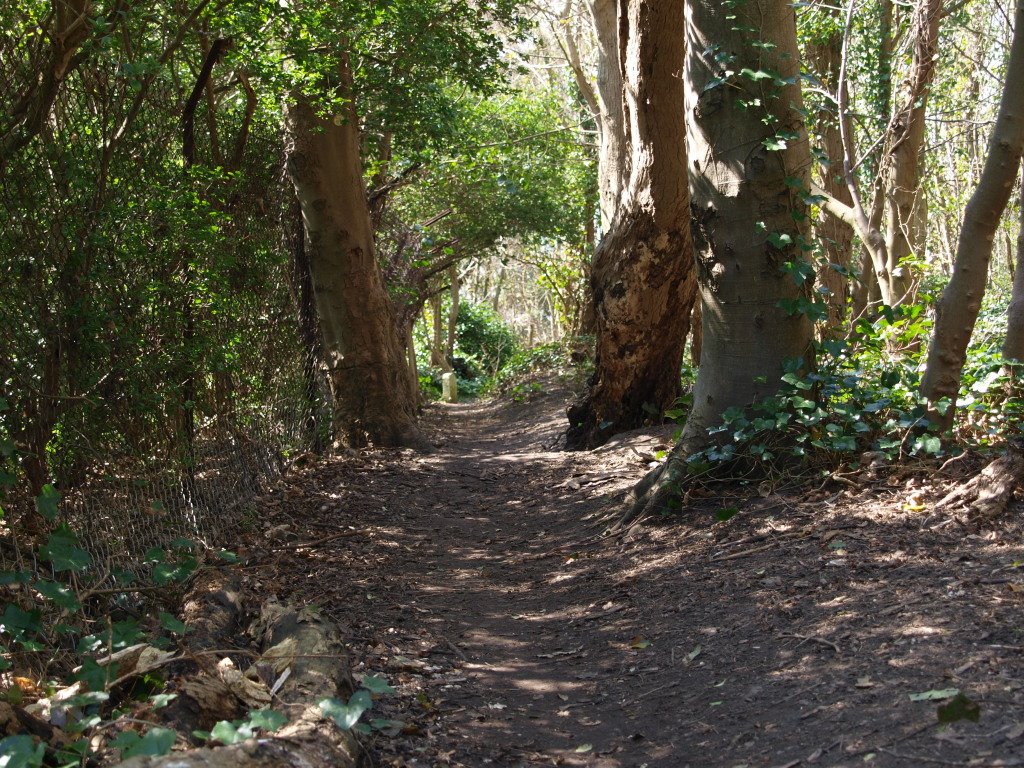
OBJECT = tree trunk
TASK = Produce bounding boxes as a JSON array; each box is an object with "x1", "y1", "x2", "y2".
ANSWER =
[
  {"x1": 290, "y1": 198, "x2": 325, "y2": 453},
  {"x1": 920, "y1": 0, "x2": 1024, "y2": 418},
  {"x1": 619, "y1": 0, "x2": 814, "y2": 526},
  {"x1": 566, "y1": 0, "x2": 696, "y2": 449},
  {"x1": 881, "y1": 0, "x2": 942, "y2": 306},
  {"x1": 1006, "y1": 180, "x2": 1024, "y2": 362},
  {"x1": 446, "y1": 264, "x2": 460, "y2": 361},
  {"x1": 807, "y1": 13, "x2": 854, "y2": 336},
  {"x1": 283, "y1": 58, "x2": 424, "y2": 450},
  {"x1": 429, "y1": 292, "x2": 449, "y2": 369},
  {"x1": 589, "y1": 0, "x2": 628, "y2": 232},
  {"x1": 404, "y1": 322, "x2": 420, "y2": 410}
]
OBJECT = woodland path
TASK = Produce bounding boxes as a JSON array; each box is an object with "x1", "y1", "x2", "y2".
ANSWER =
[{"x1": 245, "y1": 386, "x2": 1024, "y2": 768}]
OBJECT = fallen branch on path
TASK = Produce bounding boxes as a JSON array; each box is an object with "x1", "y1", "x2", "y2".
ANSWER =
[{"x1": 779, "y1": 632, "x2": 840, "y2": 653}]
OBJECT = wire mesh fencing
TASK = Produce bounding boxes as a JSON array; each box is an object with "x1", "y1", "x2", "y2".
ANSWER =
[{"x1": 0, "y1": 13, "x2": 332, "y2": 584}]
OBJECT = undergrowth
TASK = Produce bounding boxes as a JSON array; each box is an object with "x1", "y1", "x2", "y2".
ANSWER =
[
  {"x1": 0, "y1": 489, "x2": 391, "y2": 766},
  {"x1": 668, "y1": 300, "x2": 1023, "y2": 493}
]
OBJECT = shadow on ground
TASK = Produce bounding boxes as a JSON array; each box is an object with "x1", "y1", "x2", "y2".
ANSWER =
[{"x1": 242, "y1": 388, "x2": 1024, "y2": 768}]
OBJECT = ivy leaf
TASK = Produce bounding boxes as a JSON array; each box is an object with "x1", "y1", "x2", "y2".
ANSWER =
[
  {"x1": 34, "y1": 485, "x2": 60, "y2": 522},
  {"x1": 320, "y1": 690, "x2": 373, "y2": 730},
  {"x1": 34, "y1": 580, "x2": 81, "y2": 611},
  {"x1": 121, "y1": 727, "x2": 176, "y2": 758},
  {"x1": 739, "y1": 67, "x2": 774, "y2": 81},
  {"x1": 40, "y1": 525, "x2": 92, "y2": 573},
  {"x1": 246, "y1": 709, "x2": 288, "y2": 732},
  {"x1": 159, "y1": 612, "x2": 187, "y2": 635},
  {"x1": 1, "y1": 603, "x2": 42, "y2": 638},
  {"x1": 0, "y1": 734, "x2": 46, "y2": 768},
  {"x1": 767, "y1": 232, "x2": 792, "y2": 249},
  {"x1": 937, "y1": 693, "x2": 980, "y2": 724},
  {"x1": 359, "y1": 674, "x2": 395, "y2": 694},
  {"x1": 211, "y1": 719, "x2": 253, "y2": 745}
]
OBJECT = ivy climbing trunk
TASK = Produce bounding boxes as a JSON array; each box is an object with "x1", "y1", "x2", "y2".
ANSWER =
[
  {"x1": 284, "y1": 59, "x2": 424, "y2": 450},
  {"x1": 921, "y1": 0, "x2": 1024, "y2": 416},
  {"x1": 619, "y1": 0, "x2": 814, "y2": 527},
  {"x1": 566, "y1": 0, "x2": 696, "y2": 449}
]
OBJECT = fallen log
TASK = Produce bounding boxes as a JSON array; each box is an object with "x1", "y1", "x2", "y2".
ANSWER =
[
  {"x1": 118, "y1": 600, "x2": 359, "y2": 768},
  {"x1": 935, "y1": 440, "x2": 1024, "y2": 521}
]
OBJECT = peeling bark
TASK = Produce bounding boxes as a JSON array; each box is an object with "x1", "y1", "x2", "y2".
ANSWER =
[{"x1": 566, "y1": 0, "x2": 696, "y2": 450}]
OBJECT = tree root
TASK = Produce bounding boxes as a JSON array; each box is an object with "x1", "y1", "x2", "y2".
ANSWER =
[
  {"x1": 935, "y1": 440, "x2": 1024, "y2": 522},
  {"x1": 609, "y1": 448, "x2": 692, "y2": 533},
  {"x1": 119, "y1": 599, "x2": 360, "y2": 768}
]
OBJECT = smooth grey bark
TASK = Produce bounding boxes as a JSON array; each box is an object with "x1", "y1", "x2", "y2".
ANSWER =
[
  {"x1": 920, "y1": 0, "x2": 1024, "y2": 417},
  {"x1": 806, "y1": 10, "x2": 854, "y2": 335},
  {"x1": 588, "y1": 0, "x2": 628, "y2": 231},
  {"x1": 1006, "y1": 180, "x2": 1024, "y2": 362},
  {"x1": 619, "y1": 0, "x2": 815, "y2": 527},
  {"x1": 881, "y1": 0, "x2": 942, "y2": 306}
]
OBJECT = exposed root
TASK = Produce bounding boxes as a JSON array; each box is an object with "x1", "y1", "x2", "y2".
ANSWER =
[
  {"x1": 610, "y1": 448, "x2": 692, "y2": 533},
  {"x1": 935, "y1": 440, "x2": 1024, "y2": 522}
]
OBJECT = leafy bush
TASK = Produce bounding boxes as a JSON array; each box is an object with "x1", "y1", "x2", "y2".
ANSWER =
[
  {"x1": 674, "y1": 300, "x2": 1023, "y2": 484},
  {"x1": 489, "y1": 342, "x2": 572, "y2": 395},
  {"x1": 454, "y1": 302, "x2": 519, "y2": 378},
  {"x1": 0, "y1": 487, "x2": 241, "y2": 764}
]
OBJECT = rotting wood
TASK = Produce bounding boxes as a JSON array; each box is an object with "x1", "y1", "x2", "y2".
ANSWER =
[
  {"x1": 118, "y1": 600, "x2": 359, "y2": 768},
  {"x1": 934, "y1": 440, "x2": 1024, "y2": 521}
]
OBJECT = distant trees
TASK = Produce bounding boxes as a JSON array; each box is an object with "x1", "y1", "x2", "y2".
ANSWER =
[{"x1": 921, "y1": 0, "x2": 1024, "y2": 414}]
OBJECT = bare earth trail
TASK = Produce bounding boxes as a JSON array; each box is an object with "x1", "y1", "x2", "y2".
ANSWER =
[{"x1": 248, "y1": 388, "x2": 1024, "y2": 767}]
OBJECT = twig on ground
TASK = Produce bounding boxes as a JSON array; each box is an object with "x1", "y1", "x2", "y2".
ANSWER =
[
  {"x1": 441, "y1": 635, "x2": 470, "y2": 662},
  {"x1": 878, "y1": 748, "x2": 977, "y2": 765},
  {"x1": 269, "y1": 529, "x2": 368, "y2": 551},
  {"x1": 779, "y1": 632, "x2": 840, "y2": 653}
]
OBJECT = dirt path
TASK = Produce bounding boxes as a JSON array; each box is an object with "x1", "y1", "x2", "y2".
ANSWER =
[{"x1": 247, "y1": 388, "x2": 1024, "y2": 767}]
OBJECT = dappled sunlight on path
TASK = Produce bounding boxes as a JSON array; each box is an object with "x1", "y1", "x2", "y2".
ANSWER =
[{"x1": 247, "y1": 389, "x2": 1024, "y2": 767}]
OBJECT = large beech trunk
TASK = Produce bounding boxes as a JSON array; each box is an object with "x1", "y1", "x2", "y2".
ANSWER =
[
  {"x1": 619, "y1": 0, "x2": 814, "y2": 526},
  {"x1": 920, "y1": 0, "x2": 1024, "y2": 417},
  {"x1": 566, "y1": 0, "x2": 696, "y2": 450},
  {"x1": 284, "y1": 63, "x2": 423, "y2": 449}
]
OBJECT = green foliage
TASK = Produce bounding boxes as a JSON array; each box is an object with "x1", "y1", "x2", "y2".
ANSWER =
[
  {"x1": 110, "y1": 727, "x2": 177, "y2": 759},
  {"x1": 454, "y1": 302, "x2": 520, "y2": 380},
  {"x1": 204, "y1": 709, "x2": 288, "y2": 745},
  {"x1": 490, "y1": 342, "x2": 574, "y2": 394},
  {"x1": 673, "y1": 298, "x2": 1022, "y2": 485},
  {"x1": 319, "y1": 673, "x2": 395, "y2": 735},
  {"x1": 0, "y1": 489, "x2": 240, "y2": 763}
]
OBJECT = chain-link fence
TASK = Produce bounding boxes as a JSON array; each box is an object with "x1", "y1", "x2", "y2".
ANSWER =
[{"x1": 0, "y1": 5, "x2": 330, "y2": 581}]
